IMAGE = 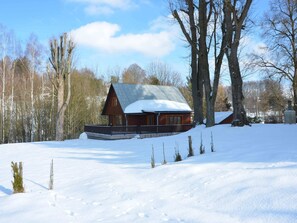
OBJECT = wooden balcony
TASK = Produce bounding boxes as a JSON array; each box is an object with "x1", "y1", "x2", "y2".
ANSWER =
[{"x1": 84, "y1": 124, "x2": 193, "y2": 140}]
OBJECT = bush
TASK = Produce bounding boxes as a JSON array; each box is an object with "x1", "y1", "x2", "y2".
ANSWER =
[
  {"x1": 247, "y1": 116, "x2": 262, "y2": 123},
  {"x1": 174, "y1": 145, "x2": 182, "y2": 162},
  {"x1": 11, "y1": 161, "x2": 25, "y2": 193}
]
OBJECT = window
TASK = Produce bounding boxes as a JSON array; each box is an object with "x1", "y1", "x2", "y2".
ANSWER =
[
  {"x1": 166, "y1": 116, "x2": 182, "y2": 125},
  {"x1": 147, "y1": 115, "x2": 154, "y2": 125}
]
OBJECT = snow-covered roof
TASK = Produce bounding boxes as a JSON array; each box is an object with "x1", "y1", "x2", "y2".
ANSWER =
[
  {"x1": 124, "y1": 99, "x2": 192, "y2": 114},
  {"x1": 215, "y1": 111, "x2": 233, "y2": 123},
  {"x1": 203, "y1": 111, "x2": 233, "y2": 124},
  {"x1": 111, "y1": 83, "x2": 192, "y2": 114}
]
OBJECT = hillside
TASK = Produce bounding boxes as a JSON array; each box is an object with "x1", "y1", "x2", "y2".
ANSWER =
[{"x1": 0, "y1": 124, "x2": 297, "y2": 223}]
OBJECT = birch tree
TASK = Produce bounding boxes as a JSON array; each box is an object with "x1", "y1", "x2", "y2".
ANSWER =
[
  {"x1": 0, "y1": 25, "x2": 13, "y2": 143},
  {"x1": 48, "y1": 33, "x2": 75, "y2": 141},
  {"x1": 7, "y1": 36, "x2": 20, "y2": 143},
  {"x1": 25, "y1": 34, "x2": 43, "y2": 141}
]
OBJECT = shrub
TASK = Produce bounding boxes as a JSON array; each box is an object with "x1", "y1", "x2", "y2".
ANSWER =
[
  {"x1": 11, "y1": 161, "x2": 25, "y2": 193},
  {"x1": 174, "y1": 144, "x2": 182, "y2": 162}
]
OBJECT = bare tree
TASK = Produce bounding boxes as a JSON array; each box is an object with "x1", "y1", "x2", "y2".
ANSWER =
[
  {"x1": 7, "y1": 36, "x2": 20, "y2": 143},
  {"x1": 25, "y1": 34, "x2": 43, "y2": 141},
  {"x1": 253, "y1": 0, "x2": 297, "y2": 111},
  {"x1": 171, "y1": 0, "x2": 204, "y2": 124},
  {"x1": 48, "y1": 33, "x2": 75, "y2": 141},
  {"x1": 0, "y1": 25, "x2": 14, "y2": 143},
  {"x1": 146, "y1": 61, "x2": 183, "y2": 87},
  {"x1": 223, "y1": 0, "x2": 252, "y2": 126},
  {"x1": 172, "y1": 0, "x2": 227, "y2": 127},
  {"x1": 122, "y1": 63, "x2": 147, "y2": 84}
]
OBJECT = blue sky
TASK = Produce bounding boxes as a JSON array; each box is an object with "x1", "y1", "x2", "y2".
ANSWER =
[{"x1": 0, "y1": 0, "x2": 269, "y2": 81}]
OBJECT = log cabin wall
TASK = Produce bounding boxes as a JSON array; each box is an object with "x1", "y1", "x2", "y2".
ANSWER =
[
  {"x1": 126, "y1": 115, "x2": 148, "y2": 126},
  {"x1": 158, "y1": 113, "x2": 191, "y2": 125}
]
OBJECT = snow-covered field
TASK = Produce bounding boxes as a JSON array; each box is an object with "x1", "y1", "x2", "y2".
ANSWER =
[{"x1": 0, "y1": 124, "x2": 297, "y2": 223}]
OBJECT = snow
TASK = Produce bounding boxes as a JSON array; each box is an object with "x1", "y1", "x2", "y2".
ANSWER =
[
  {"x1": 203, "y1": 112, "x2": 233, "y2": 124},
  {"x1": 79, "y1": 132, "x2": 88, "y2": 140},
  {"x1": 1, "y1": 124, "x2": 297, "y2": 222},
  {"x1": 124, "y1": 99, "x2": 192, "y2": 113},
  {"x1": 215, "y1": 111, "x2": 233, "y2": 123}
]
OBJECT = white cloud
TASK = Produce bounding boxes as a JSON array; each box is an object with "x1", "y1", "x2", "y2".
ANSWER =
[
  {"x1": 67, "y1": 0, "x2": 136, "y2": 15},
  {"x1": 84, "y1": 5, "x2": 114, "y2": 15},
  {"x1": 70, "y1": 21, "x2": 176, "y2": 57}
]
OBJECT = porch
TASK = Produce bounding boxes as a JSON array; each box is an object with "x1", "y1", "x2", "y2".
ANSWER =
[{"x1": 84, "y1": 124, "x2": 193, "y2": 140}]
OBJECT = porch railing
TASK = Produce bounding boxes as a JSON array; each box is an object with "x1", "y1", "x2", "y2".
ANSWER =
[{"x1": 84, "y1": 124, "x2": 193, "y2": 135}]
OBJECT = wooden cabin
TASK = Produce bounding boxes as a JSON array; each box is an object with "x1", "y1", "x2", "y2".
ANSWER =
[{"x1": 101, "y1": 83, "x2": 192, "y2": 127}]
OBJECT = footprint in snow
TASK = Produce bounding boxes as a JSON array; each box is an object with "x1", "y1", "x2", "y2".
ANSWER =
[
  {"x1": 48, "y1": 201, "x2": 56, "y2": 207},
  {"x1": 92, "y1": 201, "x2": 101, "y2": 206},
  {"x1": 65, "y1": 210, "x2": 75, "y2": 216},
  {"x1": 138, "y1": 212, "x2": 148, "y2": 218}
]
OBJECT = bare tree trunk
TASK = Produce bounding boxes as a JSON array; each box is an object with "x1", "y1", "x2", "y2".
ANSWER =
[
  {"x1": 172, "y1": 1, "x2": 204, "y2": 124},
  {"x1": 56, "y1": 78, "x2": 65, "y2": 141},
  {"x1": 51, "y1": 84, "x2": 56, "y2": 140},
  {"x1": 40, "y1": 74, "x2": 45, "y2": 141},
  {"x1": 188, "y1": 0, "x2": 203, "y2": 124},
  {"x1": 294, "y1": 68, "x2": 297, "y2": 111},
  {"x1": 49, "y1": 33, "x2": 75, "y2": 141},
  {"x1": 2, "y1": 56, "x2": 6, "y2": 143},
  {"x1": 30, "y1": 61, "x2": 35, "y2": 142},
  {"x1": 8, "y1": 61, "x2": 15, "y2": 143},
  {"x1": 227, "y1": 51, "x2": 248, "y2": 125},
  {"x1": 199, "y1": 0, "x2": 214, "y2": 127},
  {"x1": 223, "y1": 0, "x2": 252, "y2": 126}
]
